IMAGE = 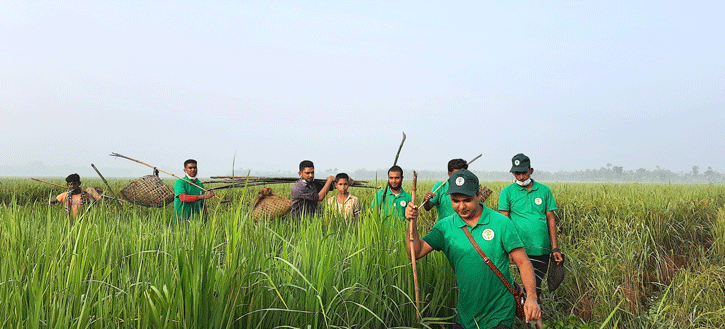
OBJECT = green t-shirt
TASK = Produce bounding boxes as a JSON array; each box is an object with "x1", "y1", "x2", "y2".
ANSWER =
[
  {"x1": 423, "y1": 204, "x2": 524, "y2": 329},
  {"x1": 498, "y1": 179, "x2": 557, "y2": 256},
  {"x1": 370, "y1": 188, "x2": 412, "y2": 221},
  {"x1": 174, "y1": 176, "x2": 206, "y2": 220},
  {"x1": 429, "y1": 181, "x2": 455, "y2": 220}
]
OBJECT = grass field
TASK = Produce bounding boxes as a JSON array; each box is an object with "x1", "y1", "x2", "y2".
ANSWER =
[{"x1": 1, "y1": 177, "x2": 724, "y2": 328}]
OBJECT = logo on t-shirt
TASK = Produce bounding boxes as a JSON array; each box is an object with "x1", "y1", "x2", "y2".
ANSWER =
[
  {"x1": 400, "y1": 200, "x2": 407, "y2": 207},
  {"x1": 455, "y1": 177, "x2": 465, "y2": 186},
  {"x1": 535, "y1": 197, "x2": 543, "y2": 205},
  {"x1": 482, "y1": 228, "x2": 495, "y2": 241}
]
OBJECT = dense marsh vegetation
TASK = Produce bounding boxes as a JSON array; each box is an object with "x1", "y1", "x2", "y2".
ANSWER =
[{"x1": 1, "y1": 178, "x2": 724, "y2": 328}]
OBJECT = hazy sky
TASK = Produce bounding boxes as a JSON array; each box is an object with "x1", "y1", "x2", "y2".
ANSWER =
[{"x1": 2, "y1": 1, "x2": 724, "y2": 177}]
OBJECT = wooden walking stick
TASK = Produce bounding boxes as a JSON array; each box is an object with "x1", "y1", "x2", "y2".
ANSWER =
[
  {"x1": 420, "y1": 153, "x2": 483, "y2": 206},
  {"x1": 379, "y1": 132, "x2": 406, "y2": 208},
  {"x1": 109, "y1": 152, "x2": 230, "y2": 203},
  {"x1": 408, "y1": 171, "x2": 421, "y2": 322}
]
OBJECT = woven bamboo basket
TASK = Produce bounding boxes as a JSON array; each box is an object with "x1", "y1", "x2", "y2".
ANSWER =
[
  {"x1": 480, "y1": 186, "x2": 493, "y2": 202},
  {"x1": 547, "y1": 253, "x2": 566, "y2": 292},
  {"x1": 252, "y1": 187, "x2": 291, "y2": 220},
  {"x1": 120, "y1": 175, "x2": 174, "y2": 207}
]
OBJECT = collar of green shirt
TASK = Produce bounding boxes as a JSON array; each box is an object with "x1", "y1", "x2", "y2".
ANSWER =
[{"x1": 384, "y1": 188, "x2": 405, "y2": 197}]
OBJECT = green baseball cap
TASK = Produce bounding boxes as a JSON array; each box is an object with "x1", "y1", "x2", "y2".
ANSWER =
[
  {"x1": 510, "y1": 153, "x2": 531, "y2": 172},
  {"x1": 446, "y1": 169, "x2": 479, "y2": 196}
]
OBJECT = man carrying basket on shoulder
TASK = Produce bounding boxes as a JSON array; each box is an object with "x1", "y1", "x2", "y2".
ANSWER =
[
  {"x1": 174, "y1": 159, "x2": 214, "y2": 220},
  {"x1": 50, "y1": 173, "x2": 102, "y2": 218}
]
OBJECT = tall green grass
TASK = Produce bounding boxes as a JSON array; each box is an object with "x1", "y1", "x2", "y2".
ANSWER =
[{"x1": 1, "y1": 179, "x2": 724, "y2": 328}]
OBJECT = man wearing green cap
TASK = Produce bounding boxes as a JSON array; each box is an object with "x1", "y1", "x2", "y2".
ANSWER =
[
  {"x1": 498, "y1": 153, "x2": 562, "y2": 299},
  {"x1": 406, "y1": 169, "x2": 540, "y2": 329},
  {"x1": 422, "y1": 158, "x2": 468, "y2": 221}
]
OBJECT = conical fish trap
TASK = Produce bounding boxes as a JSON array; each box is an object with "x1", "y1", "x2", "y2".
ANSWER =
[
  {"x1": 547, "y1": 253, "x2": 566, "y2": 292},
  {"x1": 480, "y1": 186, "x2": 493, "y2": 202},
  {"x1": 120, "y1": 175, "x2": 174, "y2": 207},
  {"x1": 252, "y1": 187, "x2": 291, "y2": 219}
]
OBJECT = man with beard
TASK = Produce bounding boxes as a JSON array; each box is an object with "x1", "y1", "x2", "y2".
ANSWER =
[
  {"x1": 370, "y1": 165, "x2": 411, "y2": 221},
  {"x1": 174, "y1": 159, "x2": 215, "y2": 220},
  {"x1": 50, "y1": 173, "x2": 102, "y2": 218},
  {"x1": 422, "y1": 158, "x2": 468, "y2": 221},
  {"x1": 498, "y1": 153, "x2": 562, "y2": 300},
  {"x1": 290, "y1": 160, "x2": 335, "y2": 218},
  {"x1": 405, "y1": 169, "x2": 540, "y2": 328}
]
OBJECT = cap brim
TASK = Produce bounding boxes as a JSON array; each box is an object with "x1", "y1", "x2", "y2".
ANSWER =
[
  {"x1": 446, "y1": 187, "x2": 477, "y2": 196},
  {"x1": 510, "y1": 166, "x2": 530, "y2": 172}
]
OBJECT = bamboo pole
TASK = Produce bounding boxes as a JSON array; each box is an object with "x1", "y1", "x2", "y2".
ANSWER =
[
  {"x1": 380, "y1": 132, "x2": 406, "y2": 208},
  {"x1": 408, "y1": 171, "x2": 421, "y2": 322},
  {"x1": 109, "y1": 152, "x2": 228, "y2": 203},
  {"x1": 420, "y1": 153, "x2": 483, "y2": 206},
  {"x1": 31, "y1": 177, "x2": 67, "y2": 189},
  {"x1": 31, "y1": 178, "x2": 111, "y2": 217},
  {"x1": 32, "y1": 177, "x2": 126, "y2": 203},
  {"x1": 91, "y1": 163, "x2": 117, "y2": 198}
]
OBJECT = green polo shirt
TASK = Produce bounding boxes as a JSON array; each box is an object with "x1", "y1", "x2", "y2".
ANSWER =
[
  {"x1": 498, "y1": 179, "x2": 557, "y2": 256},
  {"x1": 423, "y1": 204, "x2": 524, "y2": 329},
  {"x1": 428, "y1": 181, "x2": 455, "y2": 220},
  {"x1": 371, "y1": 188, "x2": 412, "y2": 221},
  {"x1": 174, "y1": 175, "x2": 206, "y2": 220}
]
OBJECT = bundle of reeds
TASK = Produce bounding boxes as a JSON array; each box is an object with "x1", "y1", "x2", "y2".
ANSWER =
[{"x1": 203, "y1": 176, "x2": 377, "y2": 191}]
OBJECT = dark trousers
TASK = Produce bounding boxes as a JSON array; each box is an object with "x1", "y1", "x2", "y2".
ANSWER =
[{"x1": 529, "y1": 254, "x2": 550, "y2": 299}]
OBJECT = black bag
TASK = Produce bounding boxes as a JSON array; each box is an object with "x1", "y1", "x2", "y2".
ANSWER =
[{"x1": 547, "y1": 252, "x2": 566, "y2": 292}]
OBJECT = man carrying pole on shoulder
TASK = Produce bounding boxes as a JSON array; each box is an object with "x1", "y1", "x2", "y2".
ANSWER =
[
  {"x1": 290, "y1": 160, "x2": 335, "y2": 219},
  {"x1": 371, "y1": 165, "x2": 412, "y2": 222},
  {"x1": 50, "y1": 173, "x2": 102, "y2": 218},
  {"x1": 174, "y1": 159, "x2": 215, "y2": 220},
  {"x1": 406, "y1": 169, "x2": 540, "y2": 329}
]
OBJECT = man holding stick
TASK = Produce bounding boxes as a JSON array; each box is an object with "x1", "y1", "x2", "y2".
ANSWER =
[
  {"x1": 290, "y1": 160, "x2": 335, "y2": 218},
  {"x1": 422, "y1": 158, "x2": 468, "y2": 221},
  {"x1": 174, "y1": 159, "x2": 215, "y2": 220},
  {"x1": 405, "y1": 169, "x2": 540, "y2": 329},
  {"x1": 50, "y1": 173, "x2": 102, "y2": 218},
  {"x1": 371, "y1": 165, "x2": 412, "y2": 222}
]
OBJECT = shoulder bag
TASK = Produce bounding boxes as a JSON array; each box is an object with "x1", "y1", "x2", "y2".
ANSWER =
[{"x1": 462, "y1": 226, "x2": 526, "y2": 319}]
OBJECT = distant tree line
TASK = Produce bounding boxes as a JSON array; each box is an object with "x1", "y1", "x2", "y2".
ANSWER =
[
  {"x1": 230, "y1": 165, "x2": 725, "y2": 184},
  {"x1": 346, "y1": 165, "x2": 725, "y2": 183}
]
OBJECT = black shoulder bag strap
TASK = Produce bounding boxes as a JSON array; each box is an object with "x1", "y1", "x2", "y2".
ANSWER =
[{"x1": 462, "y1": 226, "x2": 517, "y2": 296}]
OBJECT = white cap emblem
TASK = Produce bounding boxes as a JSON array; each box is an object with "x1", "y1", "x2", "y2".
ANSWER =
[
  {"x1": 514, "y1": 160, "x2": 520, "y2": 166},
  {"x1": 455, "y1": 177, "x2": 465, "y2": 186},
  {"x1": 482, "y1": 229, "x2": 495, "y2": 241}
]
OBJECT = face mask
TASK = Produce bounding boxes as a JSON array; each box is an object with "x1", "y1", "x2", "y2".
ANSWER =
[
  {"x1": 516, "y1": 178, "x2": 531, "y2": 186},
  {"x1": 187, "y1": 174, "x2": 197, "y2": 180}
]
